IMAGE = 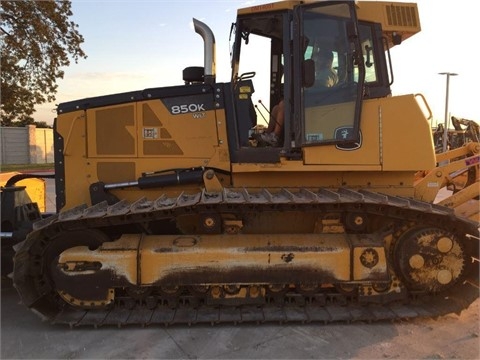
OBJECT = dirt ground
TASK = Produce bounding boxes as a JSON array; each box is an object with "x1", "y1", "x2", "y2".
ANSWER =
[{"x1": 1, "y1": 277, "x2": 479, "y2": 360}]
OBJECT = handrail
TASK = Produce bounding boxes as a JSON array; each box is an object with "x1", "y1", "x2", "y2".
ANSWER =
[
  {"x1": 414, "y1": 93, "x2": 433, "y2": 121},
  {"x1": 63, "y1": 114, "x2": 85, "y2": 156}
]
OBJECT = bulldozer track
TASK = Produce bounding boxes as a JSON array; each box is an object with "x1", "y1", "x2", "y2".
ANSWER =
[
  {"x1": 13, "y1": 187, "x2": 480, "y2": 327},
  {"x1": 49, "y1": 274, "x2": 479, "y2": 328}
]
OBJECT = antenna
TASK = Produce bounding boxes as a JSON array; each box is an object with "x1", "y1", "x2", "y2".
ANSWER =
[
  {"x1": 255, "y1": 104, "x2": 268, "y2": 125},
  {"x1": 258, "y1": 99, "x2": 270, "y2": 114}
]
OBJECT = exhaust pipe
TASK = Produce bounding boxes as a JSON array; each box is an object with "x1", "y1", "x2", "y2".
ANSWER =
[{"x1": 193, "y1": 18, "x2": 216, "y2": 84}]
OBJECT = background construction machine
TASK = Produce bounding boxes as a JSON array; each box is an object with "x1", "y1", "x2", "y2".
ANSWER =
[
  {"x1": 433, "y1": 116, "x2": 480, "y2": 153},
  {"x1": 0, "y1": 172, "x2": 55, "y2": 275},
  {"x1": 4, "y1": 0, "x2": 479, "y2": 326}
]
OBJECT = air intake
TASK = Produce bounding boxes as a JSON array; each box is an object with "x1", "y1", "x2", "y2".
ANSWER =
[{"x1": 385, "y1": 4, "x2": 418, "y2": 28}]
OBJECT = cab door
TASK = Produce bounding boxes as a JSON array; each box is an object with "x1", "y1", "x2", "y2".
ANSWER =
[{"x1": 293, "y1": 1, "x2": 365, "y2": 149}]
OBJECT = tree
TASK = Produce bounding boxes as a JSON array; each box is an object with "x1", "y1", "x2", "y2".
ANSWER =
[{"x1": 0, "y1": 0, "x2": 86, "y2": 126}]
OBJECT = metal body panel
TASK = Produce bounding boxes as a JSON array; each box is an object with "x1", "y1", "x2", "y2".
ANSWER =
[
  {"x1": 303, "y1": 95, "x2": 436, "y2": 170},
  {"x1": 55, "y1": 92, "x2": 231, "y2": 210},
  {"x1": 55, "y1": 233, "x2": 393, "y2": 291}
]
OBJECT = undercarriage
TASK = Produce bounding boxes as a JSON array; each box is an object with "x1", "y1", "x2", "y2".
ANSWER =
[{"x1": 13, "y1": 187, "x2": 479, "y2": 327}]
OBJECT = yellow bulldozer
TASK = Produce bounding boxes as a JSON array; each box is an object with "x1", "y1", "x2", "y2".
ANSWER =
[{"x1": 6, "y1": 0, "x2": 479, "y2": 326}]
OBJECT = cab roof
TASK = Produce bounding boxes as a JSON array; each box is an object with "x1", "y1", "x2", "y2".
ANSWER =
[{"x1": 237, "y1": 0, "x2": 421, "y2": 48}]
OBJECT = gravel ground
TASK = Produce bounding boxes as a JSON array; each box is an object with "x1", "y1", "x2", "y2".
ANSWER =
[{"x1": 1, "y1": 278, "x2": 479, "y2": 360}]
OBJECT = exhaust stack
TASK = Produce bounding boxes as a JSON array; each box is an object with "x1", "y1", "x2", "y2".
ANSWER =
[{"x1": 193, "y1": 18, "x2": 216, "y2": 84}]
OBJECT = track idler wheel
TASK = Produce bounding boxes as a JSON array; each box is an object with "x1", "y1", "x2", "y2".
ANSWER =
[
  {"x1": 49, "y1": 229, "x2": 114, "y2": 308},
  {"x1": 393, "y1": 227, "x2": 466, "y2": 292}
]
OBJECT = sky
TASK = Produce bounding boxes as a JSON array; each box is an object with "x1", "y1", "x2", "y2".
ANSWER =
[{"x1": 34, "y1": 0, "x2": 479, "y2": 128}]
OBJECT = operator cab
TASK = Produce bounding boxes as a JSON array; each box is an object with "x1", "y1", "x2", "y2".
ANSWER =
[{"x1": 228, "y1": 1, "x2": 390, "y2": 162}]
